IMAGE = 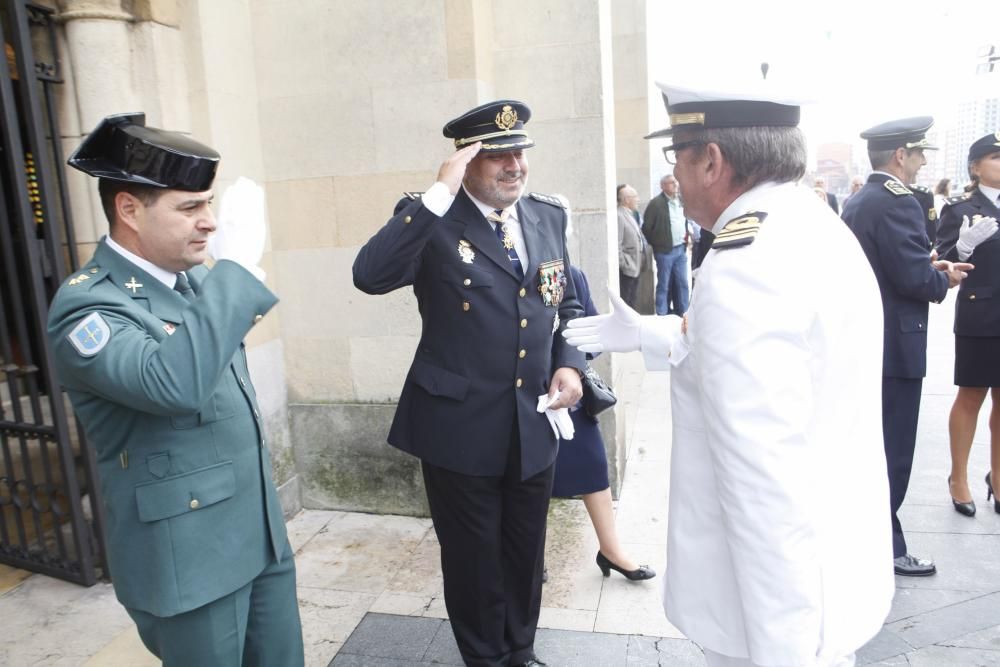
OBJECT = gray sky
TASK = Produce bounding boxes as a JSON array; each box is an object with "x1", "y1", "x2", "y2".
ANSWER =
[{"x1": 647, "y1": 0, "x2": 1000, "y2": 152}]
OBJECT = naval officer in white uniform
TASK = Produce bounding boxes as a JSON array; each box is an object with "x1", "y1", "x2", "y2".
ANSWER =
[{"x1": 564, "y1": 76, "x2": 895, "y2": 667}]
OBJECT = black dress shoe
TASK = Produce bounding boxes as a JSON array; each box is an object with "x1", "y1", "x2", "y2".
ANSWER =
[
  {"x1": 893, "y1": 554, "x2": 936, "y2": 577},
  {"x1": 596, "y1": 551, "x2": 656, "y2": 581},
  {"x1": 948, "y1": 475, "x2": 976, "y2": 516},
  {"x1": 513, "y1": 659, "x2": 547, "y2": 666},
  {"x1": 987, "y1": 472, "x2": 1000, "y2": 514}
]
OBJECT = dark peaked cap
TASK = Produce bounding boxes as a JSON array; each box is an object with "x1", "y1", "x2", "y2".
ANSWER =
[
  {"x1": 968, "y1": 132, "x2": 1000, "y2": 162},
  {"x1": 645, "y1": 80, "x2": 802, "y2": 140},
  {"x1": 68, "y1": 112, "x2": 220, "y2": 191},
  {"x1": 860, "y1": 117, "x2": 937, "y2": 152},
  {"x1": 442, "y1": 100, "x2": 534, "y2": 153}
]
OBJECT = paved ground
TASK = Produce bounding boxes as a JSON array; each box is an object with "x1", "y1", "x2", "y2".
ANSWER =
[{"x1": 3, "y1": 288, "x2": 1000, "y2": 666}]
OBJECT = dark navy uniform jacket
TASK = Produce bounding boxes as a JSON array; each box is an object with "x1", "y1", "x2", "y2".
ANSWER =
[
  {"x1": 843, "y1": 173, "x2": 948, "y2": 378},
  {"x1": 936, "y1": 188, "x2": 1000, "y2": 337},
  {"x1": 353, "y1": 189, "x2": 586, "y2": 480}
]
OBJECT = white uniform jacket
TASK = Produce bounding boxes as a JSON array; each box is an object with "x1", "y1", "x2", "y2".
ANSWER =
[{"x1": 640, "y1": 182, "x2": 894, "y2": 666}]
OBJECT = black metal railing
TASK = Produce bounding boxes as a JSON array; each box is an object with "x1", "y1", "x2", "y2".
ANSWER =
[{"x1": 0, "y1": 0, "x2": 104, "y2": 586}]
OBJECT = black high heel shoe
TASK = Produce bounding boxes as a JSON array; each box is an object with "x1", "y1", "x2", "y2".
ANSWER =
[
  {"x1": 596, "y1": 551, "x2": 656, "y2": 581},
  {"x1": 987, "y1": 472, "x2": 1000, "y2": 514},
  {"x1": 948, "y1": 475, "x2": 976, "y2": 516}
]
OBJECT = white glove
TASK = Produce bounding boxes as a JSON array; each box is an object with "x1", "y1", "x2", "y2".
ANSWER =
[
  {"x1": 562, "y1": 291, "x2": 640, "y2": 354},
  {"x1": 209, "y1": 176, "x2": 268, "y2": 281},
  {"x1": 956, "y1": 215, "x2": 998, "y2": 261},
  {"x1": 537, "y1": 392, "x2": 575, "y2": 440}
]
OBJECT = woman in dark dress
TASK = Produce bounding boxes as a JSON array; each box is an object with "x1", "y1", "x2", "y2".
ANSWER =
[
  {"x1": 936, "y1": 132, "x2": 1000, "y2": 515},
  {"x1": 551, "y1": 254, "x2": 654, "y2": 581}
]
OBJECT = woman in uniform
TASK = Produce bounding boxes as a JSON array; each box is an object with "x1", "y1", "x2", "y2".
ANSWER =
[{"x1": 936, "y1": 132, "x2": 1000, "y2": 516}]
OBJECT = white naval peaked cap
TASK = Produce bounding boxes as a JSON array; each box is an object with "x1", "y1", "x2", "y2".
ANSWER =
[{"x1": 645, "y1": 68, "x2": 811, "y2": 139}]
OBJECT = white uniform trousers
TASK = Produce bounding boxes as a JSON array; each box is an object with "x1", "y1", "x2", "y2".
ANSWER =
[{"x1": 703, "y1": 649, "x2": 855, "y2": 667}]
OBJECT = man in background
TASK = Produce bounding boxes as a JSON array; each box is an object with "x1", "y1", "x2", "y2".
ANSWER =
[
  {"x1": 842, "y1": 116, "x2": 971, "y2": 577},
  {"x1": 642, "y1": 174, "x2": 689, "y2": 314},
  {"x1": 617, "y1": 183, "x2": 646, "y2": 309}
]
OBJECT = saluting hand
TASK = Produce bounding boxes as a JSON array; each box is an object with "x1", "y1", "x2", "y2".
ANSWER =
[{"x1": 436, "y1": 142, "x2": 482, "y2": 195}]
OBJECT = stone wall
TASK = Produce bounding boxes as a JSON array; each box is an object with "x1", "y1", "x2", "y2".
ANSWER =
[{"x1": 54, "y1": 0, "x2": 640, "y2": 516}]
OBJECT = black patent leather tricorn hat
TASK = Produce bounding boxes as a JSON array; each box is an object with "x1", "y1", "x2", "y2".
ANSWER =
[{"x1": 67, "y1": 112, "x2": 220, "y2": 191}]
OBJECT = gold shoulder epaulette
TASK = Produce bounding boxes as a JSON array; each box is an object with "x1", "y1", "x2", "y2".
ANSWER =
[
  {"x1": 67, "y1": 265, "x2": 104, "y2": 287},
  {"x1": 884, "y1": 180, "x2": 911, "y2": 196},
  {"x1": 403, "y1": 191, "x2": 423, "y2": 200},
  {"x1": 712, "y1": 212, "x2": 767, "y2": 250},
  {"x1": 528, "y1": 192, "x2": 565, "y2": 208},
  {"x1": 946, "y1": 193, "x2": 970, "y2": 205}
]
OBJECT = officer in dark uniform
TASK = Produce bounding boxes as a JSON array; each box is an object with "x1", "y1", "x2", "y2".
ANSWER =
[
  {"x1": 842, "y1": 116, "x2": 971, "y2": 577},
  {"x1": 908, "y1": 182, "x2": 938, "y2": 247},
  {"x1": 353, "y1": 100, "x2": 585, "y2": 667},
  {"x1": 935, "y1": 132, "x2": 1000, "y2": 515},
  {"x1": 47, "y1": 114, "x2": 303, "y2": 666}
]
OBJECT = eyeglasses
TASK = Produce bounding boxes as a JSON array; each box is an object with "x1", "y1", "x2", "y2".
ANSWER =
[{"x1": 662, "y1": 140, "x2": 706, "y2": 165}]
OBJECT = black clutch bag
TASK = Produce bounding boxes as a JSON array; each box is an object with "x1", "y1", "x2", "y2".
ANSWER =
[{"x1": 581, "y1": 364, "x2": 617, "y2": 417}]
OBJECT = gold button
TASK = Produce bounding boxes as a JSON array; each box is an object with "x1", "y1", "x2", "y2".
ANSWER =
[
  {"x1": 463, "y1": 278, "x2": 471, "y2": 286},
  {"x1": 404, "y1": 215, "x2": 412, "y2": 224},
  {"x1": 519, "y1": 349, "x2": 526, "y2": 359},
  {"x1": 90, "y1": 268, "x2": 99, "y2": 274},
  {"x1": 519, "y1": 288, "x2": 526, "y2": 297},
  {"x1": 463, "y1": 301, "x2": 471, "y2": 311},
  {"x1": 516, "y1": 378, "x2": 523, "y2": 388},
  {"x1": 520, "y1": 319, "x2": 528, "y2": 328},
  {"x1": 253, "y1": 314, "x2": 263, "y2": 323},
  {"x1": 970, "y1": 294, "x2": 976, "y2": 300},
  {"x1": 189, "y1": 499, "x2": 200, "y2": 510}
]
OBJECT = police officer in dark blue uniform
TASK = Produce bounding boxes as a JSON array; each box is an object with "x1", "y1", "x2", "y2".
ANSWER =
[
  {"x1": 353, "y1": 100, "x2": 585, "y2": 667},
  {"x1": 935, "y1": 132, "x2": 1000, "y2": 516},
  {"x1": 842, "y1": 117, "x2": 972, "y2": 577}
]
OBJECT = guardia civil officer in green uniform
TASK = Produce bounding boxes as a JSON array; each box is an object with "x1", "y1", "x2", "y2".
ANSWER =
[
  {"x1": 47, "y1": 113, "x2": 303, "y2": 666},
  {"x1": 354, "y1": 100, "x2": 586, "y2": 667}
]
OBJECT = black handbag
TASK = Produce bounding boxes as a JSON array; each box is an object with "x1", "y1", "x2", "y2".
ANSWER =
[{"x1": 580, "y1": 364, "x2": 617, "y2": 417}]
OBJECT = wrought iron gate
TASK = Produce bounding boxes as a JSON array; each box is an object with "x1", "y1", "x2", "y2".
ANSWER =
[{"x1": 0, "y1": 1, "x2": 105, "y2": 585}]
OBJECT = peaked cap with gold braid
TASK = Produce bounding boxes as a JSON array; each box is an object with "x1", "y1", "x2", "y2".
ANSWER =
[{"x1": 442, "y1": 100, "x2": 535, "y2": 153}]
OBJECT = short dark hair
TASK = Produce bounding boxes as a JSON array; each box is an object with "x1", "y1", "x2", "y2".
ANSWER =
[{"x1": 97, "y1": 178, "x2": 165, "y2": 228}]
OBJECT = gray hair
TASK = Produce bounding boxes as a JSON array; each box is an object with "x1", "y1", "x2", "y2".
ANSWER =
[
  {"x1": 693, "y1": 125, "x2": 807, "y2": 189},
  {"x1": 868, "y1": 148, "x2": 896, "y2": 170}
]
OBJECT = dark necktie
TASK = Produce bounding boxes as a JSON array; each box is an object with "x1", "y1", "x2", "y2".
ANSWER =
[
  {"x1": 174, "y1": 272, "x2": 195, "y2": 301},
  {"x1": 487, "y1": 209, "x2": 523, "y2": 278}
]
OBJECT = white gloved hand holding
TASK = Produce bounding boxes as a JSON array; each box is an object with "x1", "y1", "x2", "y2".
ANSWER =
[
  {"x1": 956, "y1": 215, "x2": 998, "y2": 261},
  {"x1": 209, "y1": 176, "x2": 268, "y2": 281},
  {"x1": 537, "y1": 392, "x2": 574, "y2": 440},
  {"x1": 562, "y1": 291, "x2": 640, "y2": 354}
]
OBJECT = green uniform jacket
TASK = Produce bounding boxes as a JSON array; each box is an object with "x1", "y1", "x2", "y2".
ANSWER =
[
  {"x1": 47, "y1": 239, "x2": 286, "y2": 617},
  {"x1": 641, "y1": 192, "x2": 676, "y2": 254}
]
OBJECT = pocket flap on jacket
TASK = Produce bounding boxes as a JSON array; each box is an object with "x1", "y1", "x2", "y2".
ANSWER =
[
  {"x1": 135, "y1": 461, "x2": 235, "y2": 523},
  {"x1": 898, "y1": 317, "x2": 928, "y2": 333},
  {"x1": 410, "y1": 358, "x2": 470, "y2": 400},
  {"x1": 962, "y1": 286, "x2": 993, "y2": 301}
]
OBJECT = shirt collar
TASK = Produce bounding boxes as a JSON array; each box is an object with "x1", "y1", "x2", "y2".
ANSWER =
[
  {"x1": 463, "y1": 185, "x2": 520, "y2": 223},
  {"x1": 712, "y1": 181, "x2": 788, "y2": 235},
  {"x1": 105, "y1": 235, "x2": 179, "y2": 288},
  {"x1": 979, "y1": 183, "x2": 1000, "y2": 205},
  {"x1": 872, "y1": 170, "x2": 903, "y2": 185}
]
